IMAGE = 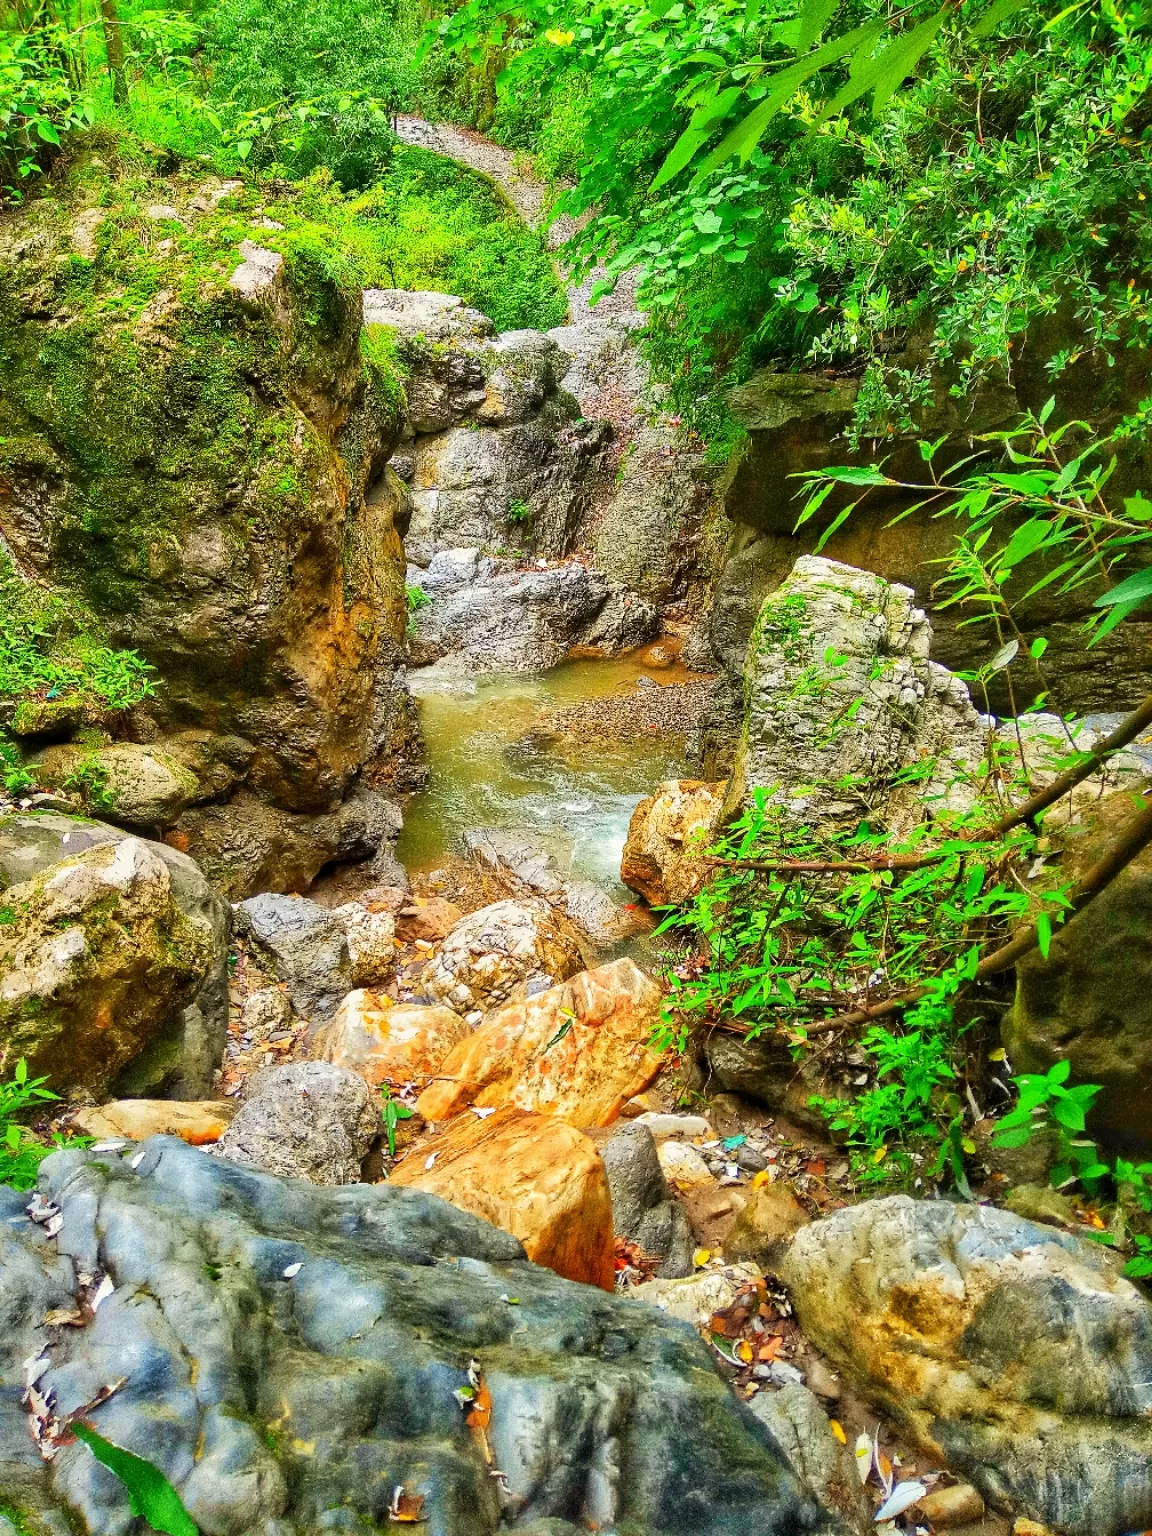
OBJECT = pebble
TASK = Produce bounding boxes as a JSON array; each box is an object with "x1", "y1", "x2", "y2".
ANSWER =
[
  {"x1": 918, "y1": 1483, "x2": 985, "y2": 1526},
  {"x1": 804, "y1": 1358, "x2": 842, "y2": 1402},
  {"x1": 635, "y1": 1113, "x2": 713, "y2": 1142},
  {"x1": 737, "y1": 1144, "x2": 769, "y2": 1174}
]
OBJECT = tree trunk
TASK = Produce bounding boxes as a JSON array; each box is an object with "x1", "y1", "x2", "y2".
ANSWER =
[{"x1": 99, "y1": 0, "x2": 127, "y2": 105}]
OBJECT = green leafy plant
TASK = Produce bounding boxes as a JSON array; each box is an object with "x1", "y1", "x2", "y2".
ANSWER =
[
  {"x1": 71, "y1": 1423, "x2": 199, "y2": 1536},
  {"x1": 0, "y1": 1058, "x2": 60, "y2": 1190},
  {"x1": 506, "y1": 497, "x2": 533, "y2": 524},
  {"x1": 380, "y1": 1085, "x2": 414, "y2": 1157}
]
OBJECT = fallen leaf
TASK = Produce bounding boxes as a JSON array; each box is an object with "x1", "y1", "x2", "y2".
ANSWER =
[
  {"x1": 855, "y1": 1432, "x2": 872, "y2": 1485},
  {"x1": 424, "y1": 1153, "x2": 438, "y2": 1171},
  {"x1": 90, "y1": 1275, "x2": 115, "y2": 1312},
  {"x1": 873, "y1": 1479, "x2": 927, "y2": 1521},
  {"x1": 830, "y1": 1419, "x2": 847, "y2": 1445},
  {"x1": 387, "y1": 1486, "x2": 426, "y2": 1524},
  {"x1": 282, "y1": 1263, "x2": 303, "y2": 1279},
  {"x1": 757, "y1": 1336, "x2": 783, "y2": 1363},
  {"x1": 736, "y1": 1340, "x2": 754, "y2": 1364},
  {"x1": 805, "y1": 1159, "x2": 826, "y2": 1177},
  {"x1": 692, "y1": 1247, "x2": 711, "y2": 1268},
  {"x1": 42, "y1": 1309, "x2": 86, "y2": 1328},
  {"x1": 751, "y1": 1170, "x2": 772, "y2": 1190}
]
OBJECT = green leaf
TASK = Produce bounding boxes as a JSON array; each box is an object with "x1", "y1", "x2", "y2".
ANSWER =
[
  {"x1": 971, "y1": 0, "x2": 1028, "y2": 36},
  {"x1": 1050, "y1": 1098, "x2": 1086, "y2": 1132},
  {"x1": 1029, "y1": 636, "x2": 1049, "y2": 659},
  {"x1": 71, "y1": 1424, "x2": 199, "y2": 1536},
  {"x1": 1048, "y1": 1059, "x2": 1072, "y2": 1085},
  {"x1": 1123, "y1": 493, "x2": 1152, "y2": 522},
  {"x1": 811, "y1": 7, "x2": 948, "y2": 125},
  {"x1": 1093, "y1": 565, "x2": 1152, "y2": 609},
  {"x1": 796, "y1": 0, "x2": 840, "y2": 52},
  {"x1": 652, "y1": 86, "x2": 744, "y2": 189},
  {"x1": 1036, "y1": 910, "x2": 1052, "y2": 959}
]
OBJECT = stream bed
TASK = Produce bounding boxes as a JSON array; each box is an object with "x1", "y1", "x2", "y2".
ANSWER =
[{"x1": 396, "y1": 655, "x2": 701, "y2": 896}]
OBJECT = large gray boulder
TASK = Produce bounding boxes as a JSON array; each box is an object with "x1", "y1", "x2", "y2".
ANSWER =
[
  {"x1": 0, "y1": 1137, "x2": 838, "y2": 1536},
  {"x1": 234, "y1": 893, "x2": 353, "y2": 1021},
  {"x1": 725, "y1": 556, "x2": 984, "y2": 833},
  {"x1": 782, "y1": 1194, "x2": 1152, "y2": 1536},
  {"x1": 601, "y1": 1121, "x2": 694, "y2": 1278},
  {"x1": 213, "y1": 1061, "x2": 378, "y2": 1184},
  {"x1": 0, "y1": 812, "x2": 227, "y2": 1099}
]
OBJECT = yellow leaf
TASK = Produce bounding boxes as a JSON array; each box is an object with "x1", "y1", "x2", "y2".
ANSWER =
[
  {"x1": 736, "y1": 1340, "x2": 754, "y2": 1363},
  {"x1": 544, "y1": 26, "x2": 575, "y2": 44},
  {"x1": 830, "y1": 1420, "x2": 847, "y2": 1445},
  {"x1": 989, "y1": 1048, "x2": 1006, "y2": 1061},
  {"x1": 961, "y1": 1137, "x2": 977, "y2": 1154},
  {"x1": 751, "y1": 1169, "x2": 772, "y2": 1189},
  {"x1": 693, "y1": 1247, "x2": 712, "y2": 1268},
  {"x1": 872, "y1": 1146, "x2": 889, "y2": 1164}
]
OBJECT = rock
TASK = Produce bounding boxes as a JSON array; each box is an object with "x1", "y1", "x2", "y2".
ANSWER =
[
  {"x1": 30, "y1": 743, "x2": 200, "y2": 828},
  {"x1": 389, "y1": 1105, "x2": 615, "y2": 1289},
  {"x1": 395, "y1": 894, "x2": 464, "y2": 942},
  {"x1": 178, "y1": 787, "x2": 405, "y2": 902},
  {"x1": 0, "y1": 823, "x2": 227, "y2": 1100},
  {"x1": 0, "y1": 1137, "x2": 838, "y2": 1536},
  {"x1": 971, "y1": 1114, "x2": 1059, "y2": 1187},
  {"x1": 70, "y1": 1099, "x2": 239, "y2": 1146},
  {"x1": 621, "y1": 779, "x2": 726, "y2": 906},
  {"x1": 634, "y1": 1112, "x2": 713, "y2": 1141},
  {"x1": 725, "y1": 556, "x2": 985, "y2": 833},
  {"x1": 803, "y1": 1359, "x2": 842, "y2": 1402},
  {"x1": 420, "y1": 897, "x2": 584, "y2": 1015},
  {"x1": 1004, "y1": 1183, "x2": 1079, "y2": 1229},
  {"x1": 362, "y1": 287, "x2": 495, "y2": 342},
  {"x1": 640, "y1": 1262, "x2": 764, "y2": 1327},
  {"x1": 240, "y1": 985, "x2": 293, "y2": 1038},
  {"x1": 463, "y1": 827, "x2": 642, "y2": 946},
  {"x1": 214, "y1": 1061, "x2": 379, "y2": 1184},
  {"x1": 311, "y1": 991, "x2": 470, "y2": 1089},
  {"x1": 700, "y1": 1029, "x2": 849, "y2": 1132},
  {"x1": 782, "y1": 1195, "x2": 1152, "y2": 1536},
  {"x1": 235, "y1": 893, "x2": 353, "y2": 1021},
  {"x1": 723, "y1": 1180, "x2": 811, "y2": 1271},
  {"x1": 748, "y1": 1384, "x2": 872, "y2": 1536},
  {"x1": 918, "y1": 1483, "x2": 986, "y2": 1527},
  {"x1": 680, "y1": 1185, "x2": 747, "y2": 1249},
  {"x1": 416, "y1": 957, "x2": 665, "y2": 1127},
  {"x1": 228, "y1": 238, "x2": 284, "y2": 300},
  {"x1": 409, "y1": 556, "x2": 657, "y2": 673},
  {"x1": 1004, "y1": 789, "x2": 1152, "y2": 1149},
  {"x1": 600, "y1": 1121, "x2": 694, "y2": 1278},
  {"x1": 657, "y1": 1140, "x2": 716, "y2": 1191},
  {"x1": 332, "y1": 902, "x2": 396, "y2": 985}
]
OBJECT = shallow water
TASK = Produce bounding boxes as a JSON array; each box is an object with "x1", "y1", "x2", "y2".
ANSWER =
[{"x1": 396, "y1": 655, "x2": 690, "y2": 896}]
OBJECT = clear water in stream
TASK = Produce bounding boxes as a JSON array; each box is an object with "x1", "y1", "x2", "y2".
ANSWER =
[{"x1": 395, "y1": 656, "x2": 691, "y2": 897}]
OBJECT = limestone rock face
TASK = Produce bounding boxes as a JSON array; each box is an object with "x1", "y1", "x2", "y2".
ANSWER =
[
  {"x1": 234, "y1": 893, "x2": 353, "y2": 1022},
  {"x1": 214, "y1": 1060, "x2": 379, "y2": 1184},
  {"x1": 782, "y1": 1195, "x2": 1152, "y2": 1536},
  {"x1": 464, "y1": 826, "x2": 643, "y2": 946},
  {"x1": 331, "y1": 903, "x2": 397, "y2": 986},
  {"x1": 31, "y1": 742, "x2": 200, "y2": 829},
  {"x1": 70, "y1": 1098, "x2": 238, "y2": 1145},
  {"x1": 420, "y1": 897, "x2": 584, "y2": 1016},
  {"x1": 1005, "y1": 789, "x2": 1152, "y2": 1149},
  {"x1": 621, "y1": 779, "x2": 726, "y2": 906},
  {"x1": 726, "y1": 556, "x2": 985, "y2": 832},
  {"x1": 408, "y1": 551, "x2": 657, "y2": 673},
  {"x1": 312, "y1": 992, "x2": 470, "y2": 1089},
  {"x1": 389, "y1": 1104, "x2": 615, "y2": 1288},
  {"x1": 416, "y1": 957, "x2": 665, "y2": 1127},
  {"x1": 0, "y1": 821, "x2": 227, "y2": 1100},
  {"x1": 0, "y1": 1137, "x2": 837, "y2": 1536}
]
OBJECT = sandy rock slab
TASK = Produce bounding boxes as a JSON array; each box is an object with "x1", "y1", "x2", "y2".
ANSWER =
[
  {"x1": 390, "y1": 1104, "x2": 614, "y2": 1288},
  {"x1": 311, "y1": 990, "x2": 470, "y2": 1089},
  {"x1": 416, "y1": 957, "x2": 666, "y2": 1127},
  {"x1": 0, "y1": 1137, "x2": 837, "y2": 1536},
  {"x1": 70, "y1": 1099, "x2": 238, "y2": 1146},
  {"x1": 783, "y1": 1194, "x2": 1152, "y2": 1536}
]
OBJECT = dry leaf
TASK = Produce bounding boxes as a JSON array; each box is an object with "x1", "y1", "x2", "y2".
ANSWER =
[
  {"x1": 42, "y1": 1309, "x2": 85, "y2": 1328},
  {"x1": 757, "y1": 1336, "x2": 783, "y2": 1363},
  {"x1": 387, "y1": 1486, "x2": 426, "y2": 1524},
  {"x1": 830, "y1": 1419, "x2": 847, "y2": 1445},
  {"x1": 736, "y1": 1340, "x2": 754, "y2": 1364},
  {"x1": 750, "y1": 1169, "x2": 772, "y2": 1189}
]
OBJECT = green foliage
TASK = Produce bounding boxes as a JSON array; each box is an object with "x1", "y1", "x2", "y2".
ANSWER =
[
  {"x1": 0, "y1": 18, "x2": 94, "y2": 195},
  {"x1": 506, "y1": 497, "x2": 533, "y2": 523},
  {"x1": 379, "y1": 1085, "x2": 414, "y2": 1157},
  {"x1": 0, "y1": 1058, "x2": 59, "y2": 1190},
  {"x1": 71, "y1": 1423, "x2": 199, "y2": 1536}
]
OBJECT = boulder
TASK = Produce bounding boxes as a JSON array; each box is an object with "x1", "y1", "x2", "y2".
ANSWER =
[
  {"x1": 395, "y1": 894, "x2": 463, "y2": 942},
  {"x1": 389, "y1": 1105, "x2": 615, "y2": 1288},
  {"x1": 1004, "y1": 789, "x2": 1152, "y2": 1149},
  {"x1": 782, "y1": 1195, "x2": 1152, "y2": 1536},
  {"x1": 621, "y1": 779, "x2": 726, "y2": 906},
  {"x1": 31, "y1": 743, "x2": 200, "y2": 828},
  {"x1": 239, "y1": 986, "x2": 293, "y2": 1038},
  {"x1": 234, "y1": 893, "x2": 352, "y2": 1022},
  {"x1": 699, "y1": 1028, "x2": 849, "y2": 1132},
  {"x1": 724, "y1": 1180, "x2": 811, "y2": 1271},
  {"x1": 0, "y1": 820, "x2": 228, "y2": 1101},
  {"x1": 416, "y1": 957, "x2": 665, "y2": 1127},
  {"x1": 918, "y1": 1483, "x2": 986, "y2": 1527},
  {"x1": 725, "y1": 556, "x2": 985, "y2": 833},
  {"x1": 748, "y1": 1384, "x2": 872, "y2": 1536},
  {"x1": 420, "y1": 897, "x2": 584, "y2": 1016},
  {"x1": 409, "y1": 555, "x2": 657, "y2": 673},
  {"x1": 214, "y1": 1061, "x2": 379, "y2": 1184},
  {"x1": 0, "y1": 1136, "x2": 838, "y2": 1535},
  {"x1": 362, "y1": 286, "x2": 495, "y2": 343},
  {"x1": 465, "y1": 826, "x2": 643, "y2": 946},
  {"x1": 70, "y1": 1098, "x2": 239, "y2": 1145},
  {"x1": 640, "y1": 1262, "x2": 764, "y2": 1327},
  {"x1": 311, "y1": 991, "x2": 470, "y2": 1089},
  {"x1": 332, "y1": 902, "x2": 397, "y2": 986},
  {"x1": 657, "y1": 1140, "x2": 716, "y2": 1192},
  {"x1": 600, "y1": 1121, "x2": 694, "y2": 1278}
]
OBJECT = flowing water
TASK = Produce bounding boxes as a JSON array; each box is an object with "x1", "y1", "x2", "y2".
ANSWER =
[{"x1": 396, "y1": 656, "x2": 694, "y2": 897}]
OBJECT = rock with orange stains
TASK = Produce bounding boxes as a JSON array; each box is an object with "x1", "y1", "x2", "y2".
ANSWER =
[
  {"x1": 419, "y1": 897, "x2": 584, "y2": 1015},
  {"x1": 311, "y1": 990, "x2": 470, "y2": 1088},
  {"x1": 415, "y1": 957, "x2": 664, "y2": 1128},
  {"x1": 620, "y1": 779, "x2": 725, "y2": 907},
  {"x1": 389, "y1": 1105, "x2": 614, "y2": 1288},
  {"x1": 71, "y1": 1098, "x2": 239, "y2": 1146}
]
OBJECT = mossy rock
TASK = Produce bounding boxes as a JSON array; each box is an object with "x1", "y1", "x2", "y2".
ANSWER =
[{"x1": 31, "y1": 742, "x2": 200, "y2": 828}]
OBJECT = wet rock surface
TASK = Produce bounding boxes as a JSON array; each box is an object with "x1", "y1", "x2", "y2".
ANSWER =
[
  {"x1": 783, "y1": 1195, "x2": 1152, "y2": 1536},
  {"x1": 0, "y1": 1136, "x2": 838, "y2": 1536}
]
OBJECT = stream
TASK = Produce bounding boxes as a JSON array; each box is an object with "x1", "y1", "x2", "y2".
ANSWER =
[{"x1": 396, "y1": 655, "x2": 693, "y2": 897}]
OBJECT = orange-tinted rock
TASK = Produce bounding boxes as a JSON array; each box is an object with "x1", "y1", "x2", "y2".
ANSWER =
[
  {"x1": 311, "y1": 991, "x2": 470, "y2": 1088},
  {"x1": 389, "y1": 1105, "x2": 614, "y2": 1288},
  {"x1": 71, "y1": 1098, "x2": 239, "y2": 1146},
  {"x1": 415, "y1": 957, "x2": 665, "y2": 1128},
  {"x1": 620, "y1": 779, "x2": 725, "y2": 906},
  {"x1": 395, "y1": 896, "x2": 463, "y2": 943}
]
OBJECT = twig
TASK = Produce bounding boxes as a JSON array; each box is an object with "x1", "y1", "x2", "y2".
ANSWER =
[{"x1": 805, "y1": 790, "x2": 1152, "y2": 1035}]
